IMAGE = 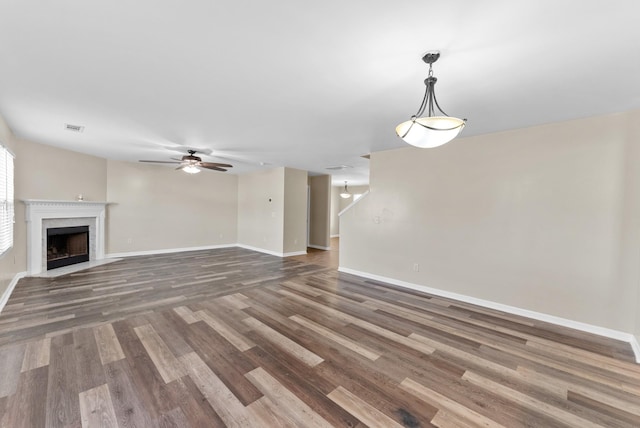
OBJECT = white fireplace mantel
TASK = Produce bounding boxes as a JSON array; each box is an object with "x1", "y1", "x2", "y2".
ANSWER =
[{"x1": 23, "y1": 200, "x2": 110, "y2": 275}]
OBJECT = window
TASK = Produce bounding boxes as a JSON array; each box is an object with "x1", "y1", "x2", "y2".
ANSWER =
[{"x1": 0, "y1": 143, "x2": 14, "y2": 257}]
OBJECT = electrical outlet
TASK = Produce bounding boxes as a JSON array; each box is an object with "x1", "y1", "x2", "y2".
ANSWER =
[
  {"x1": 412, "y1": 263, "x2": 419, "y2": 272},
  {"x1": 127, "y1": 238, "x2": 133, "y2": 244}
]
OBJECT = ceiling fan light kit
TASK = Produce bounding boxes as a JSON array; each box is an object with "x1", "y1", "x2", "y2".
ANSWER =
[
  {"x1": 181, "y1": 164, "x2": 201, "y2": 174},
  {"x1": 396, "y1": 52, "x2": 466, "y2": 148}
]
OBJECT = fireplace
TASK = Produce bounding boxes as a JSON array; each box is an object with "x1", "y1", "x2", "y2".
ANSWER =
[
  {"x1": 47, "y1": 226, "x2": 90, "y2": 270},
  {"x1": 23, "y1": 200, "x2": 109, "y2": 275}
]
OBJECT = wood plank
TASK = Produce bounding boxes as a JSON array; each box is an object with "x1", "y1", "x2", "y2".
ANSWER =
[
  {"x1": 110, "y1": 320, "x2": 169, "y2": 419},
  {"x1": 243, "y1": 342, "x2": 361, "y2": 427},
  {"x1": 1, "y1": 366, "x2": 49, "y2": 428},
  {"x1": 20, "y1": 337, "x2": 51, "y2": 372},
  {"x1": 78, "y1": 383, "x2": 118, "y2": 428},
  {"x1": 155, "y1": 406, "x2": 191, "y2": 428},
  {"x1": 328, "y1": 385, "x2": 405, "y2": 428},
  {"x1": 246, "y1": 396, "x2": 299, "y2": 428},
  {"x1": 144, "y1": 311, "x2": 194, "y2": 358},
  {"x1": 164, "y1": 376, "x2": 227, "y2": 427},
  {"x1": 277, "y1": 288, "x2": 435, "y2": 355},
  {"x1": 172, "y1": 306, "x2": 199, "y2": 324},
  {"x1": 0, "y1": 343, "x2": 25, "y2": 397},
  {"x1": 181, "y1": 320, "x2": 262, "y2": 406},
  {"x1": 134, "y1": 324, "x2": 185, "y2": 384},
  {"x1": 245, "y1": 367, "x2": 333, "y2": 428},
  {"x1": 243, "y1": 317, "x2": 324, "y2": 367},
  {"x1": 461, "y1": 371, "x2": 603, "y2": 428},
  {"x1": 102, "y1": 358, "x2": 156, "y2": 427},
  {"x1": 46, "y1": 334, "x2": 80, "y2": 428},
  {"x1": 196, "y1": 309, "x2": 255, "y2": 351},
  {"x1": 94, "y1": 323, "x2": 125, "y2": 365},
  {"x1": 72, "y1": 328, "x2": 107, "y2": 392},
  {"x1": 289, "y1": 314, "x2": 381, "y2": 361},
  {"x1": 180, "y1": 351, "x2": 255, "y2": 427},
  {"x1": 430, "y1": 409, "x2": 483, "y2": 428},
  {"x1": 400, "y1": 377, "x2": 506, "y2": 428}
]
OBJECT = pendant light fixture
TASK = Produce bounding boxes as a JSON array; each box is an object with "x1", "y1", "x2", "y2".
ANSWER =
[
  {"x1": 340, "y1": 181, "x2": 351, "y2": 199},
  {"x1": 396, "y1": 52, "x2": 466, "y2": 148}
]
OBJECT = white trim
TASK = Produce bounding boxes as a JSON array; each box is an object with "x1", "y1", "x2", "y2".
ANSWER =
[
  {"x1": 283, "y1": 250, "x2": 307, "y2": 257},
  {"x1": 235, "y1": 244, "x2": 286, "y2": 258},
  {"x1": 308, "y1": 244, "x2": 331, "y2": 251},
  {"x1": 110, "y1": 244, "x2": 307, "y2": 259},
  {"x1": 631, "y1": 336, "x2": 640, "y2": 364},
  {"x1": 0, "y1": 271, "x2": 26, "y2": 314},
  {"x1": 338, "y1": 266, "x2": 640, "y2": 363},
  {"x1": 107, "y1": 244, "x2": 236, "y2": 259},
  {"x1": 330, "y1": 234, "x2": 340, "y2": 238}
]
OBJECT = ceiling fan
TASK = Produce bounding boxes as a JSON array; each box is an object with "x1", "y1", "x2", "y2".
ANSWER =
[{"x1": 139, "y1": 150, "x2": 233, "y2": 174}]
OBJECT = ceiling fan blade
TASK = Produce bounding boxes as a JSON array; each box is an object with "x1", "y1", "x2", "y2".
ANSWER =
[
  {"x1": 139, "y1": 160, "x2": 181, "y2": 164},
  {"x1": 199, "y1": 161, "x2": 233, "y2": 168},
  {"x1": 200, "y1": 165, "x2": 228, "y2": 172}
]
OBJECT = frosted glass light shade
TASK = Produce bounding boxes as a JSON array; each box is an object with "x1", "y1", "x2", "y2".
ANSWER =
[
  {"x1": 396, "y1": 116, "x2": 466, "y2": 148},
  {"x1": 340, "y1": 191, "x2": 351, "y2": 199},
  {"x1": 182, "y1": 165, "x2": 201, "y2": 174}
]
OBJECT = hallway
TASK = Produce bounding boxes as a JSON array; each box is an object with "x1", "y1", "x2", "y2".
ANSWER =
[{"x1": 291, "y1": 237, "x2": 339, "y2": 269}]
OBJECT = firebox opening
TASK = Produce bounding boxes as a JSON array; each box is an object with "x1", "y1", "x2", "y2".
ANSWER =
[{"x1": 47, "y1": 226, "x2": 90, "y2": 270}]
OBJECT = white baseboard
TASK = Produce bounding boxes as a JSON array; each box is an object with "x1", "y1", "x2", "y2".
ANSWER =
[
  {"x1": 631, "y1": 336, "x2": 640, "y2": 363},
  {"x1": 234, "y1": 244, "x2": 284, "y2": 258},
  {"x1": 308, "y1": 245, "x2": 331, "y2": 251},
  {"x1": 339, "y1": 266, "x2": 640, "y2": 363},
  {"x1": 236, "y1": 244, "x2": 307, "y2": 258},
  {"x1": 330, "y1": 234, "x2": 340, "y2": 238},
  {"x1": 0, "y1": 271, "x2": 27, "y2": 314},
  {"x1": 107, "y1": 244, "x2": 236, "y2": 259},
  {"x1": 109, "y1": 244, "x2": 307, "y2": 261},
  {"x1": 283, "y1": 250, "x2": 307, "y2": 257}
]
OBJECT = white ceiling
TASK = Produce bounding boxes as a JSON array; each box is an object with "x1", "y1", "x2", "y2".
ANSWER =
[{"x1": 1, "y1": 1, "x2": 639, "y2": 185}]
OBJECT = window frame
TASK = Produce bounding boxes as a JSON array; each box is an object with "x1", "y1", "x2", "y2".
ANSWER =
[{"x1": 0, "y1": 143, "x2": 15, "y2": 258}]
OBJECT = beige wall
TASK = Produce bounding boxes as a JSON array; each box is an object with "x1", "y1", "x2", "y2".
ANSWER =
[
  {"x1": 341, "y1": 110, "x2": 640, "y2": 334},
  {"x1": 0, "y1": 136, "x2": 108, "y2": 295},
  {"x1": 238, "y1": 167, "x2": 286, "y2": 254},
  {"x1": 237, "y1": 167, "x2": 308, "y2": 255},
  {"x1": 17, "y1": 140, "x2": 107, "y2": 202},
  {"x1": 330, "y1": 186, "x2": 340, "y2": 237},
  {"x1": 106, "y1": 160, "x2": 238, "y2": 254},
  {"x1": 621, "y1": 114, "x2": 640, "y2": 344},
  {"x1": 283, "y1": 168, "x2": 308, "y2": 254},
  {"x1": 309, "y1": 175, "x2": 331, "y2": 248}
]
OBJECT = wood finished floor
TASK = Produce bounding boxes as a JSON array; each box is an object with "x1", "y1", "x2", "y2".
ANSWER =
[{"x1": 1, "y1": 247, "x2": 639, "y2": 427}]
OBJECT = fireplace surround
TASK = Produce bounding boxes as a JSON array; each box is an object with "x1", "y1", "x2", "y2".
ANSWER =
[{"x1": 23, "y1": 200, "x2": 109, "y2": 275}]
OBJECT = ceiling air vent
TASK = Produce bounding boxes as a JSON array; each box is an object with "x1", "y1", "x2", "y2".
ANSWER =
[
  {"x1": 325, "y1": 165, "x2": 352, "y2": 171},
  {"x1": 65, "y1": 124, "x2": 85, "y2": 133}
]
